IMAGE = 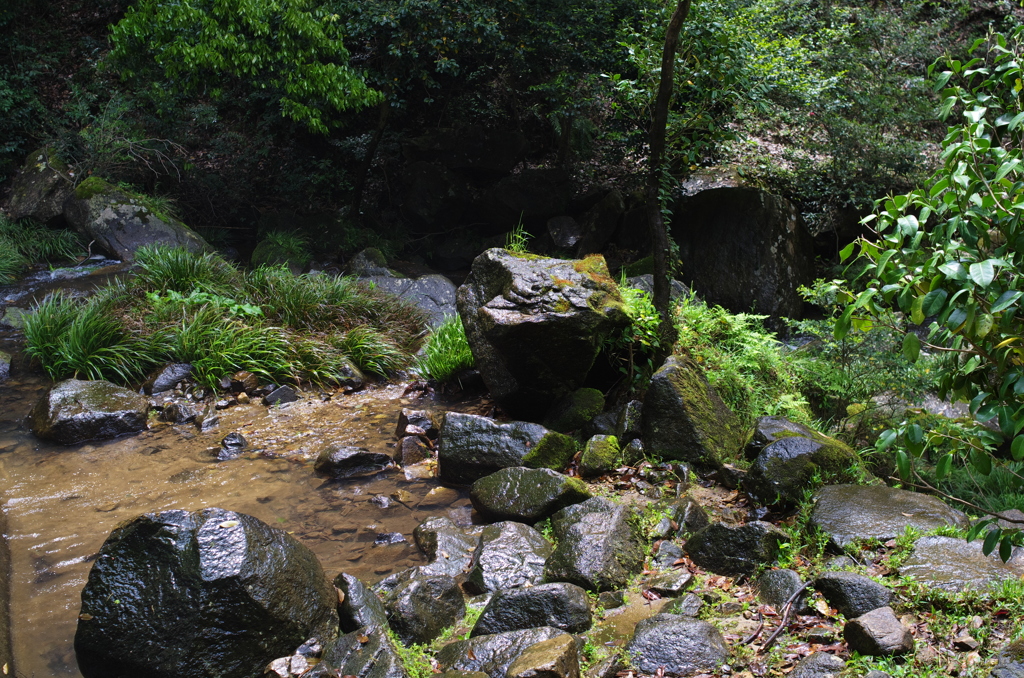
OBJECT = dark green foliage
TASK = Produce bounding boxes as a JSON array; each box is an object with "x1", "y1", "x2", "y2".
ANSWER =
[
  {"x1": 251, "y1": 231, "x2": 312, "y2": 268},
  {"x1": 134, "y1": 245, "x2": 239, "y2": 294},
  {"x1": 0, "y1": 216, "x2": 83, "y2": 283},
  {"x1": 330, "y1": 325, "x2": 410, "y2": 377},
  {"x1": 414, "y1": 315, "x2": 475, "y2": 382}
]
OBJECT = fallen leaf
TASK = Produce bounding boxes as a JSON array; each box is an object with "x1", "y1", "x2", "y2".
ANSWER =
[
  {"x1": 219, "y1": 520, "x2": 240, "y2": 528},
  {"x1": 79, "y1": 613, "x2": 94, "y2": 621},
  {"x1": 357, "y1": 635, "x2": 369, "y2": 644}
]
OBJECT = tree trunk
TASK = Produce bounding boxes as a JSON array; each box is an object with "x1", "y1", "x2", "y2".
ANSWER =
[{"x1": 646, "y1": 0, "x2": 691, "y2": 353}]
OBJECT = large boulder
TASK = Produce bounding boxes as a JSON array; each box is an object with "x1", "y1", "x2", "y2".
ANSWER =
[
  {"x1": 992, "y1": 639, "x2": 1024, "y2": 678},
  {"x1": 544, "y1": 497, "x2": 643, "y2": 592},
  {"x1": 471, "y1": 582, "x2": 592, "y2": 636},
  {"x1": 813, "y1": 571, "x2": 892, "y2": 618},
  {"x1": 74, "y1": 508, "x2": 339, "y2": 678},
  {"x1": 641, "y1": 356, "x2": 745, "y2": 476},
  {"x1": 810, "y1": 485, "x2": 969, "y2": 547},
  {"x1": 506, "y1": 634, "x2": 581, "y2": 678},
  {"x1": 684, "y1": 521, "x2": 787, "y2": 577},
  {"x1": 30, "y1": 379, "x2": 150, "y2": 445},
  {"x1": 8, "y1": 148, "x2": 74, "y2": 225},
  {"x1": 624, "y1": 617, "x2": 729, "y2": 676},
  {"x1": 898, "y1": 535, "x2": 1024, "y2": 591},
  {"x1": 436, "y1": 627, "x2": 571, "y2": 678},
  {"x1": 363, "y1": 274, "x2": 458, "y2": 328},
  {"x1": 63, "y1": 177, "x2": 211, "y2": 261},
  {"x1": 306, "y1": 625, "x2": 407, "y2": 678},
  {"x1": 470, "y1": 467, "x2": 591, "y2": 523},
  {"x1": 466, "y1": 521, "x2": 553, "y2": 594},
  {"x1": 456, "y1": 249, "x2": 628, "y2": 418},
  {"x1": 383, "y1": 573, "x2": 465, "y2": 645},
  {"x1": 671, "y1": 177, "x2": 814, "y2": 323},
  {"x1": 438, "y1": 412, "x2": 557, "y2": 485}
]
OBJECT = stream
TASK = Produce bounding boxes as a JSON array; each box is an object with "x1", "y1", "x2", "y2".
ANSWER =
[{"x1": 0, "y1": 263, "x2": 478, "y2": 678}]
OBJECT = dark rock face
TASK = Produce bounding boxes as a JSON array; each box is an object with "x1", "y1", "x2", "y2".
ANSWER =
[
  {"x1": 757, "y1": 569, "x2": 811, "y2": 614},
  {"x1": 159, "y1": 402, "x2": 197, "y2": 424},
  {"x1": 395, "y1": 436, "x2": 430, "y2": 466},
  {"x1": 744, "y1": 431, "x2": 861, "y2": 506},
  {"x1": 471, "y1": 582, "x2": 592, "y2": 636},
  {"x1": 74, "y1": 508, "x2": 339, "y2": 678},
  {"x1": 671, "y1": 497, "x2": 710, "y2": 536},
  {"x1": 898, "y1": 535, "x2": 1024, "y2": 591},
  {"x1": 384, "y1": 574, "x2": 465, "y2": 645},
  {"x1": 788, "y1": 652, "x2": 845, "y2": 678},
  {"x1": 0, "y1": 350, "x2": 10, "y2": 382},
  {"x1": 414, "y1": 516, "x2": 480, "y2": 577},
  {"x1": 314, "y1": 445, "x2": 393, "y2": 478},
  {"x1": 813, "y1": 571, "x2": 891, "y2": 618},
  {"x1": 548, "y1": 216, "x2": 583, "y2": 250},
  {"x1": 365, "y1": 274, "x2": 457, "y2": 328},
  {"x1": 544, "y1": 497, "x2": 643, "y2": 592},
  {"x1": 263, "y1": 385, "x2": 299, "y2": 406},
  {"x1": 8, "y1": 148, "x2": 74, "y2": 224},
  {"x1": 641, "y1": 356, "x2": 745, "y2": 475},
  {"x1": 615, "y1": 400, "x2": 643, "y2": 444},
  {"x1": 992, "y1": 639, "x2": 1024, "y2": 678},
  {"x1": 671, "y1": 183, "x2": 814, "y2": 323},
  {"x1": 470, "y1": 467, "x2": 591, "y2": 523},
  {"x1": 438, "y1": 413, "x2": 551, "y2": 485},
  {"x1": 543, "y1": 388, "x2": 606, "y2": 434},
  {"x1": 456, "y1": 249, "x2": 628, "y2": 417},
  {"x1": 334, "y1": 572, "x2": 389, "y2": 633},
  {"x1": 63, "y1": 178, "x2": 211, "y2": 261},
  {"x1": 467, "y1": 522, "x2": 553, "y2": 594},
  {"x1": 436, "y1": 627, "x2": 571, "y2": 678},
  {"x1": 31, "y1": 379, "x2": 149, "y2": 445},
  {"x1": 810, "y1": 485, "x2": 969, "y2": 547},
  {"x1": 306, "y1": 625, "x2": 407, "y2": 678},
  {"x1": 506, "y1": 634, "x2": 581, "y2": 678},
  {"x1": 142, "y1": 363, "x2": 193, "y2": 395},
  {"x1": 684, "y1": 521, "x2": 787, "y2": 577},
  {"x1": 843, "y1": 607, "x2": 914, "y2": 656},
  {"x1": 625, "y1": 617, "x2": 729, "y2": 676}
]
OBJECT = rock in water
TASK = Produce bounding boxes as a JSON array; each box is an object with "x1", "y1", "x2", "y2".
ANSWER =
[
  {"x1": 31, "y1": 379, "x2": 149, "y2": 445},
  {"x1": 438, "y1": 412, "x2": 553, "y2": 485},
  {"x1": 74, "y1": 508, "x2": 339, "y2": 678},
  {"x1": 456, "y1": 249, "x2": 628, "y2": 418}
]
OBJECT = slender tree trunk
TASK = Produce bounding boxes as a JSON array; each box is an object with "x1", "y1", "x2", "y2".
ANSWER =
[
  {"x1": 646, "y1": 0, "x2": 691, "y2": 352},
  {"x1": 349, "y1": 100, "x2": 391, "y2": 218}
]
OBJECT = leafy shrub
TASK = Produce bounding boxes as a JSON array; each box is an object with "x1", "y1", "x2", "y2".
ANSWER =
[
  {"x1": 604, "y1": 285, "x2": 666, "y2": 392},
  {"x1": 415, "y1": 315, "x2": 475, "y2": 382}
]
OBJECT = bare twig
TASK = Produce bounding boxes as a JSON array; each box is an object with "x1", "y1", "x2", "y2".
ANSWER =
[
  {"x1": 741, "y1": 609, "x2": 764, "y2": 645},
  {"x1": 760, "y1": 581, "x2": 814, "y2": 652}
]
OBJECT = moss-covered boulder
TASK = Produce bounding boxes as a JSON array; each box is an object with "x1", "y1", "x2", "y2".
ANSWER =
[
  {"x1": 8, "y1": 148, "x2": 74, "y2": 225},
  {"x1": 522, "y1": 431, "x2": 577, "y2": 471},
  {"x1": 62, "y1": 177, "x2": 210, "y2": 261},
  {"x1": 30, "y1": 379, "x2": 150, "y2": 445},
  {"x1": 543, "y1": 388, "x2": 605, "y2": 433},
  {"x1": 578, "y1": 435, "x2": 620, "y2": 478},
  {"x1": 641, "y1": 356, "x2": 745, "y2": 476},
  {"x1": 456, "y1": 248, "x2": 629, "y2": 418},
  {"x1": 470, "y1": 467, "x2": 591, "y2": 523}
]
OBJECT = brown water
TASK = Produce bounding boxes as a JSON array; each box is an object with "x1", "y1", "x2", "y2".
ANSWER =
[{"x1": 0, "y1": 264, "x2": 477, "y2": 678}]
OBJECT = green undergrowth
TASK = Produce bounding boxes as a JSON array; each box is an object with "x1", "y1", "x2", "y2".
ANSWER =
[
  {"x1": 414, "y1": 314, "x2": 475, "y2": 383},
  {"x1": 23, "y1": 245, "x2": 428, "y2": 387},
  {"x1": 0, "y1": 214, "x2": 83, "y2": 283}
]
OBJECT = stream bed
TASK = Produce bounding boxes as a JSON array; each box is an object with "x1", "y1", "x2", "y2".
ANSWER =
[{"x1": 0, "y1": 263, "x2": 478, "y2": 678}]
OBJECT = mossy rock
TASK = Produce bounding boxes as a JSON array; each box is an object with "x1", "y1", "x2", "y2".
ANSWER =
[
  {"x1": 470, "y1": 467, "x2": 591, "y2": 523},
  {"x1": 522, "y1": 431, "x2": 577, "y2": 471},
  {"x1": 579, "y1": 434, "x2": 620, "y2": 478},
  {"x1": 9, "y1": 147, "x2": 74, "y2": 224},
  {"x1": 543, "y1": 388, "x2": 605, "y2": 433}
]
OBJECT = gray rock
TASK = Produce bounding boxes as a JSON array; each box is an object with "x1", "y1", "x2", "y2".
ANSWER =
[
  {"x1": 0, "y1": 350, "x2": 10, "y2": 382},
  {"x1": 544, "y1": 497, "x2": 643, "y2": 592},
  {"x1": 863, "y1": 671, "x2": 891, "y2": 678},
  {"x1": 438, "y1": 413, "x2": 552, "y2": 485},
  {"x1": 263, "y1": 385, "x2": 299, "y2": 406},
  {"x1": 395, "y1": 436, "x2": 430, "y2": 466},
  {"x1": 652, "y1": 541, "x2": 684, "y2": 569},
  {"x1": 142, "y1": 363, "x2": 193, "y2": 395},
  {"x1": 218, "y1": 432, "x2": 247, "y2": 460},
  {"x1": 397, "y1": 409, "x2": 437, "y2": 438},
  {"x1": 788, "y1": 652, "x2": 845, "y2": 678},
  {"x1": 624, "y1": 617, "x2": 729, "y2": 676},
  {"x1": 810, "y1": 485, "x2": 969, "y2": 547},
  {"x1": 347, "y1": 248, "x2": 394, "y2": 276},
  {"x1": 743, "y1": 432, "x2": 861, "y2": 506},
  {"x1": 470, "y1": 467, "x2": 591, "y2": 523},
  {"x1": 467, "y1": 521, "x2": 552, "y2": 594},
  {"x1": 744, "y1": 416, "x2": 821, "y2": 459},
  {"x1": 0, "y1": 307, "x2": 27, "y2": 330},
  {"x1": 159, "y1": 401, "x2": 197, "y2": 424},
  {"x1": 314, "y1": 445, "x2": 393, "y2": 478},
  {"x1": 992, "y1": 639, "x2": 1024, "y2": 678},
  {"x1": 74, "y1": 509, "x2": 339, "y2": 678},
  {"x1": 548, "y1": 216, "x2": 583, "y2": 250},
  {"x1": 615, "y1": 400, "x2": 643, "y2": 444},
  {"x1": 672, "y1": 497, "x2": 710, "y2": 536},
  {"x1": 30, "y1": 379, "x2": 149, "y2": 445},
  {"x1": 334, "y1": 572, "x2": 389, "y2": 632},
  {"x1": 813, "y1": 571, "x2": 891, "y2": 618},
  {"x1": 757, "y1": 569, "x2": 811, "y2": 614},
  {"x1": 414, "y1": 516, "x2": 480, "y2": 577},
  {"x1": 472, "y1": 582, "x2": 591, "y2": 636},
  {"x1": 843, "y1": 606, "x2": 914, "y2": 656},
  {"x1": 641, "y1": 356, "x2": 745, "y2": 476},
  {"x1": 506, "y1": 633, "x2": 580, "y2": 678},
  {"x1": 663, "y1": 593, "x2": 703, "y2": 617},
  {"x1": 305, "y1": 625, "x2": 407, "y2": 678},
  {"x1": 456, "y1": 248, "x2": 629, "y2": 417},
  {"x1": 646, "y1": 570, "x2": 694, "y2": 597},
  {"x1": 436, "y1": 627, "x2": 571, "y2": 678},
  {"x1": 579, "y1": 435, "x2": 621, "y2": 479},
  {"x1": 899, "y1": 535, "x2": 1024, "y2": 591},
  {"x1": 597, "y1": 591, "x2": 626, "y2": 610},
  {"x1": 623, "y1": 275, "x2": 691, "y2": 303},
  {"x1": 366, "y1": 274, "x2": 457, "y2": 328},
  {"x1": 384, "y1": 573, "x2": 465, "y2": 645},
  {"x1": 8, "y1": 148, "x2": 74, "y2": 224},
  {"x1": 685, "y1": 521, "x2": 787, "y2": 577}
]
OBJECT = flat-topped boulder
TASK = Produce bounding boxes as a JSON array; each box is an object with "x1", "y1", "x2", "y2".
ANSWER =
[
  {"x1": 625, "y1": 617, "x2": 729, "y2": 676},
  {"x1": 899, "y1": 535, "x2": 1024, "y2": 591},
  {"x1": 31, "y1": 379, "x2": 150, "y2": 445},
  {"x1": 470, "y1": 467, "x2": 591, "y2": 523},
  {"x1": 438, "y1": 412, "x2": 555, "y2": 485},
  {"x1": 810, "y1": 485, "x2": 969, "y2": 547}
]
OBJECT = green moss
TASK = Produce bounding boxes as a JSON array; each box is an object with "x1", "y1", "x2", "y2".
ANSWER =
[
  {"x1": 572, "y1": 254, "x2": 616, "y2": 286},
  {"x1": 544, "y1": 387, "x2": 606, "y2": 433},
  {"x1": 523, "y1": 431, "x2": 577, "y2": 471},
  {"x1": 619, "y1": 256, "x2": 654, "y2": 277},
  {"x1": 579, "y1": 434, "x2": 620, "y2": 478},
  {"x1": 74, "y1": 176, "x2": 117, "y2": 200},
  {"x1": 551, "y1": 298, "x2": 571, "y2": 313}
]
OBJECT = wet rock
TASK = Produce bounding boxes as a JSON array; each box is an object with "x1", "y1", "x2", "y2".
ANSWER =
[
  {"x1": 581, "y1": 410, "x2": 618, "y2": 439},
  {"x1": 395, "y1": 436, "x2": 431, "y2": 466},
  {"x1": 522, "y1": 430, "x2": 577, "y2": 472},
  {"x1": 472, "y1": 582, "x2": 592, "y2": 636},
  {"x1": 615, "y1": 400, "x2": 643, "y2": 444},
  {"x1": 438, "y1": 412, "x2": 551, "y2": 485},
  {"x1": 74, "y1": 508, "x2": 339, "y2": 678},
  {"x1": 664, "y1": 593, "x2": 703, "y2": 617},
  {"x1": 543, "y1": 388, "x2": 606, "y2": 433},
  {"x1": 347, "y1": 248, "x2": 393, "y2": 277},
  {"x1": 305, "y1": 625, "x2": 406, "y2": 678},
  {"x1": 745, "y1": 416, "x2": 819, "y2": 459},
  {"x1": 597, "y1": 590, "x2": 626, "y2": 610},
  {"x1": 397, "y1": 409, "x2": 437, "y2": 438},
  {"x1": 384, "y1": 573, "x2": 465, "y2": 645},
  {"x1": 456, "y1": 248, "x2": 628, "y2": 418},
  {"x1": 8, "y1": 147, "x2": 75, "y2": 224},
  {"x1": 414, "y1": 516, "x2": 480, "y2": 577},
  {"x1": 218, "y1": 432, "x2": 248, "y2": 461},
  {"x1": 195, "y1": 405, "x2": 220, "y2": 432},
  {"x1": 810, "y1": 485, "x2": 969, "y2": 547},
  {"x1": 470, "y1": 467, "x2": 591, "y2": 523},
  {"x1": 466, "y1": 521, "x2": 553, "y2": 594},
  {"x1": 624, "y1": 617, "x2": 729, "y2": 676},
  {"x1": 646, "y1": 570, "x2": 694, "y2": 597},
  {"x1": 757, "y1": 569, "x2": 811, "y2": 614},
  {"x1": 788, "y1": 652, "x2": 845, "y2": 678},
  {"x1": 63, "y1": 178, "x2": 211, "y2": 261},
  {"x1": 548, "y1": 216, "x2": 583, "y2": 250},
  {"x1": 159, "y1": 401, "x2": 197, "y2": 424},
  {"x1": 263, "y1": 385, "x2": 299, "y2": 406},
  {"x1": 0, "y1": 306, "x2": 27, "y2": 330},
  {"x1": 652, "y1": 541, "x2": 684, "y2": 568},
  {"x1": 671, "y1": 497, "x2": 710, "y2": 536},
  {"x1": 743, "y1": 430, "x2": 861, "y2": 505},
  {"x1": 685, "y1": 521, "x2": 787, "y2": 577},
  {"x1": 813, "y1": 571, "x2": 892, "y2": 619},
  {"x1": 314, "y1": 445, "x2": 393, "y2": 478},
  {"x1": 142, "y1": 363, "x2": 193, "y2": 395},
  {"x1": 214, "y1": 398, "x2": 234, "y2": 410},
  {"x1": 0, "y1": 351, "x2": 6, "y2": 383},
  {"x1": 365, "y1": 274, "x2": 458, "y2": 328},
  {"x1": 641, "y1": 356, "x2": 744, "y2": 476},
  {"x1": 375, "y1": 532, "x2": 407, "y2": 545},
  {"x1": 843, "y1": 606, "x2": 914, "y2": 656},
  {"x1": 898, "y1": 535, "x2": 1024, "y2": 591},
  {"x1": 620, "y1": 439, "x2": 645, "y2": 467},
  {"x1": 544, "y1": 497, "x2": 643, "y2": 592},
  {"x1": 334, "y1": 572, "x2": 389, "y2": 633},
  {"x1": 507, "y1": 633, "x2": 581, "y2": 678},
  {"x1": 228, "y1": 370, "x2": 259, "y2": 393},
  {"x1": 992, "y1": 639, "x2": 1024, "y2": 678},
  {"x1": 31, "y1": 379, "x2": 149, "y2": 445},
  {"x1": 436, "y1": 627, "x2": 571, "y2": 678},
  {"x1": 579, "y1": 435, "x2": 620, "y2": 478}
]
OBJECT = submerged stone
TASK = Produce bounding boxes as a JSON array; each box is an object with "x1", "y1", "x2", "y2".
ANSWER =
[
  {"x1": 314, "y1": 445, "x2": 393, "y2": 478},
  {"x1": 31, "y1": 379, "x2": 149, "y2": 445}
]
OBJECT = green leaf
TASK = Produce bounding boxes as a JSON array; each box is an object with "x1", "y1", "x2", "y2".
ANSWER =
[
  {"x1": 895, "y1": 450, "x2": 911, "y2": 480},
  {"x1": 983, "y1": 527, "x2": 1001, "y2": 556},
  {"x1": 971, "y1": 448, "x2": 993, "y2": 476},
  {"x1": 991, "y1": 290, "x2": 1022, "y2": 312},
  {"x1": 839, "y1": 242, "x2": 855, "y2": 263},
  {"x1": 877, "y1": 428, "x2": 898, "y2": 451},
  {"x1": 935, "y1": 454, "x2": 953, "y2": 481},
  {"x1": 1011, "y1": 435, "x2": 1024, "y2": 461},
  {"x1": 970, "y1": 260, "x2": 996, "y2": 287},
  {"x1": 937, "y1": 261, "x2": 968, "y2": 280},
  {"x1": 911, "y1": 295, "x2": 926, "y2": 325},
  {"x1": 902, "y1": 332, "x2": 921, "y2": 362},
  {"x1": 922, "y1": 289, "x2": 949, "y2": 316},
  {"x1": 834, "y1": 306, "x2": 853, "y2": 341}
]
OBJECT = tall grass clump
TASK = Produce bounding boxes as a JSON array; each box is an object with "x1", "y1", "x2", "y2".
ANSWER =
[
  {"x1": 251, "y1": 230, "x2": 312, "y2": 268},
  {"x1": 415, "y1": 315, "x2": 475, "y2": 382},
  {"x1": 0, "y1": 215, "x2": 83, "y2": 282},
  {"x1": 133, "y1": 245, "x2": 239, "y2": 294},
  {"x1": 332, "y1": 325, "x2": 411, "y2": 377}
]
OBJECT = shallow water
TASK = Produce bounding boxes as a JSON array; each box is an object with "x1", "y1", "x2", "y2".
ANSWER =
[{"x1": 0, "y1": 264, "x2": 477, "y2": 678}]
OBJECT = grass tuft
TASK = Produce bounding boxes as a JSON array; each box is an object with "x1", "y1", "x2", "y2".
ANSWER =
[
  {"x1": 414, "y1": 315, "x2": 475, "y2": 382},
  {"x1": 133, "y1": 244, "x2": 239, "y2": 294}
]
